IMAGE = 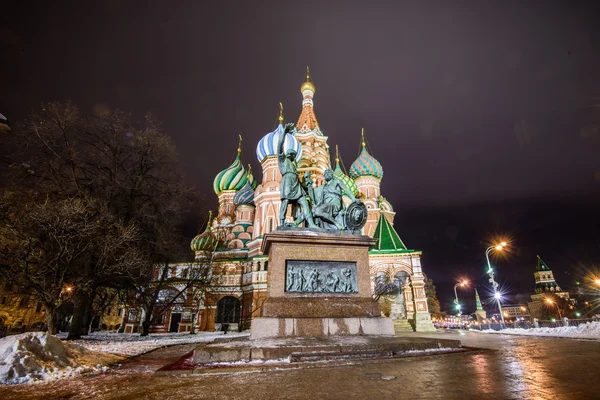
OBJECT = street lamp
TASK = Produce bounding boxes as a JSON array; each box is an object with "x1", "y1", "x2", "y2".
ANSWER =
[
  {"x1": 485, "y1": 242, "x2": 507, "y2": 327},
  {"x1": 453, "y1": 280, "x2": 469, "y2": 315},
  {"x1": 545, "y1": 298, "x2": 562, "y2": 320}
]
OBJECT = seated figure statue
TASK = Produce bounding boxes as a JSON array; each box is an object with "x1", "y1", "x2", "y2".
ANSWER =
[{"x1": 312, "y1": 168, "x2": 358, "y2": 230}]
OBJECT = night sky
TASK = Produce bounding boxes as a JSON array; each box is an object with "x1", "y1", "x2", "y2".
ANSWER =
[{"x1": 2, "y1": 1, "x2": 600, "y2": 312}]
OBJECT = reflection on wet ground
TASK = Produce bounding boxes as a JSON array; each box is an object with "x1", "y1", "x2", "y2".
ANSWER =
[{"x1": 0, "y1": 330, "x2": 598, "y2": 399}]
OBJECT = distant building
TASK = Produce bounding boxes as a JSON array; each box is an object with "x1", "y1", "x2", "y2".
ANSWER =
[
  {"x1": 0, "y1": 282, "x2": 46, "y2": 334},
  {"x1": 501, "y1": 304, "x2": 530, "y2": 321},
  {"x1": 527, "y1": 256, "x2": 570, "y2": 319},
  {"x1": 473, "y1": 289, "x2": 487, "y2": 322}
]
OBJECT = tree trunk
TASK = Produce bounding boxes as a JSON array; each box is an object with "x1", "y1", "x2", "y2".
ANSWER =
[
  {"x1": 190, "y1": 312, "x2": 196, "y2": 334},
  {"x1": 82, "y1": 289, "x2": 96, "y2": 335},
  {"x1": 67, "y1": 291, "x2": 90, "y2": 340},
  {"x1": 140, "y1": 310, "x2": 152, "y2": 336},
  {"x1": 44, "y1": 303, "x2": 58, "y2": 335}
]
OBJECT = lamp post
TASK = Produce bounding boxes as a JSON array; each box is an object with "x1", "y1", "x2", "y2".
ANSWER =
[
  {"x1": 546, "y1": 298, "x2": 562, "y2": 320},
  {"x1": 453, "y1": 280, "x2": 469, "y2": 315},
  {"x1": 485, "y1": 242, "x2": 506, "y2": 328}
]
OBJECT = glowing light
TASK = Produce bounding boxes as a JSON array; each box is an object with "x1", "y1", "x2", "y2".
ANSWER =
[
  {"x1": 595, "y1": 279, "x2": 600, "y2": 286},
  {"x1": 545, "y1": 298, "x2": 553, "y2": 304},
  {"x1": 576, "y1": 312, "x2": 581, "y2": 317},
  {"x1": 520, "y1": 307, "x2": 526, "y2": 312},
  {"x1": 65, "y1": 286, "x2": 73, "y2": 292},
  {"x1": 500, "y1": 241, "x2": 507, "y2": 247},
  {"x1": 494, "y1": 292, "x2": 501, "y2": 300},
  {"x1": 495, "y1": 245, "x2": 503, "y2": 251}
]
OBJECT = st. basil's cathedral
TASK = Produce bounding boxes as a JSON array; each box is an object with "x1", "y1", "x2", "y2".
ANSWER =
[{"x1": 121, "y1": 70, "x2": 436, "y2": 334}]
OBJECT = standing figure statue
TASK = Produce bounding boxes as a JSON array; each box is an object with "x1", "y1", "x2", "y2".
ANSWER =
[
  {"x1": 312, "y1": 168, "x2": 358, "y2": 230},
  {"x1": 278, "y1": 123, "x2": 316, "y2": 228}
]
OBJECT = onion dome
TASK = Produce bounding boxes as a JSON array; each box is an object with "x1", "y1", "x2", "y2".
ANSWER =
[
  {"x1": 213, "y1": 135, "x2": 249, "y2": 195},
  {"x1": 349, "y1": 129, "x2": 383, "y2": 179},
  {"x1": 300, "y1": 66, "x2": 316, "y2": 94},
  {"x1": 233, "y1": 168, "x2": 255, "y2": 206},
  {"x1": 297, "y1": 67, "x2": 320, "y2": 134},
  {"x1": 191, "y1": 212, "x2": 218, "y2": 252},
  {"x1": 256, "y1": 106, "x2": 302, "y2": 163},
  {"x1": 333, "y1": 145, "x2": 358, "y2": 197}
]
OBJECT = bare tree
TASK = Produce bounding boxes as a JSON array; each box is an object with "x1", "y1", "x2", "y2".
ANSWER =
[{"x1": 0, "y1": 103, "x2": 194, "y2": 337}]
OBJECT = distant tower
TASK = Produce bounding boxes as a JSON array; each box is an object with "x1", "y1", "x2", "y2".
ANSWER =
[
  {"x1": 474, "y1": 289, "x2": 486, "y2": 322},
  {"x1": 295, "y1": 67, "x2": 331, "y2": 184},
  {"x1": 349, "y1": 129, "x2": 395, "y2": 236},
  {"x1": 213, "y1": 135, "x2": 251, "y2": 226},
  {"x1": 528, "y1": 255, "x2": 570, "y2": 319},
  {"x1": 533, "y1": 255, "x2": 563, "y2": 293}
]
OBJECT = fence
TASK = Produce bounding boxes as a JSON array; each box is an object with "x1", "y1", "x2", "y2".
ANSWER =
[{"x1": 470, "y1": 316, "x2": 599, "y2": 331}]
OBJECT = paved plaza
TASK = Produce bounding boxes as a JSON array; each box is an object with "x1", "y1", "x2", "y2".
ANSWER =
[{"x1": 1, "y1": 331, "x2": 599, "y2": 400}]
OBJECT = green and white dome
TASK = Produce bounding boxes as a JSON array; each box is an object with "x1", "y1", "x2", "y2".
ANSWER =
[
  {"x1": 191, "y1": 213, "x2": 218, "y2": 252},
  {"x1": 333, "y1": 146, "x2": 358, "y2": 197},
  {"x1": 213, "y1": 140, "x2": 249, "y2": 195}
]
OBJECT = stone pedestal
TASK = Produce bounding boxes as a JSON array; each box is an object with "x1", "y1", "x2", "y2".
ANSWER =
[{"x1": 250, "y1": 229, "x2": 394, "y2": 339}]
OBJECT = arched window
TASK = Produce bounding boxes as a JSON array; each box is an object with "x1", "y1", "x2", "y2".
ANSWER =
[{"x1": 216, "y1": 296, "x2": 241, "y2": 323}]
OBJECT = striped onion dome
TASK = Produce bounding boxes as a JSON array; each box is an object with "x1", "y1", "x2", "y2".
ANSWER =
[
  {"x1": 256, "y1": 124, "x2": 302, "y2": 164},
  {"x1": 233, "y1": 181, "x2": 255, "y2": 206},
  {"x1": 190, "y1": 213, "x2": 218, "y2": 252},
  {"x1": 333, "y1": 154, "x2": 359, "y2": 197},
  {"x1": 247, "y1": 165, "x2": 258, "y2": 190},
  {"x1": 213, "y1": 145, "x2": 248, "y2": 195},
  {"x1": 349, "y1": 144, "x2": 383, "y2": 180}
]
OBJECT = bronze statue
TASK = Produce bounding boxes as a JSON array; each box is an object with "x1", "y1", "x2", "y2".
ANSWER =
[
  {"x1": 312, "y1": 168, "x2": 358, "y2": 230},
  {"x1": 278, "y1": 123, "x2": 316, "y2": 228}
]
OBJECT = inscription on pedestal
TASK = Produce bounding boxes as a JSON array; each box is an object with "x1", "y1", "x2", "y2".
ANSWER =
[{"x1": 285, "y1": 260, "x2": 358, "y2": 293}]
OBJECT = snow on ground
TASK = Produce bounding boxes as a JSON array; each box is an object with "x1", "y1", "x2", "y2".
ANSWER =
[
  {"x1": 0, "y1": 332, "x2": 119, "y2": 385},
  {"x1": 475, "y1": 321, "x2": 600, "y2": 340},
  {"x1": 58, "y1": 331, "x2": 250, "y2": 357}
]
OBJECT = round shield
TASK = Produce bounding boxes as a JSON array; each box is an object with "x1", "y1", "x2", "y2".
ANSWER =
[{"x1": 345, "y1": 201, "x2": 368, "y2": 231}]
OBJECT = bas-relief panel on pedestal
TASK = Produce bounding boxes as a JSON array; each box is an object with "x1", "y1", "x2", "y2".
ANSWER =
[{"x1": 285, "y1": 260, "x2": 358, "y2": 293}]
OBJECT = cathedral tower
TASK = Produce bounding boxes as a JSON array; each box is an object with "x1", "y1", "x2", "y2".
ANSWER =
[{"x1": 295, "y1": 67, "x2": 331, "y2": 185}]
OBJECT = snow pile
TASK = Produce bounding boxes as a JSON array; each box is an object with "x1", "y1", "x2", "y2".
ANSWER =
[
  {"x1": 0, "y1": 332, "x2": 118, "y2": 385},
  {"x1": 477, "y1": 321, "x2": 600, "y2": 339},
  {"x1": 64, "y1": 331, "x2": 249, "y2": 357}
]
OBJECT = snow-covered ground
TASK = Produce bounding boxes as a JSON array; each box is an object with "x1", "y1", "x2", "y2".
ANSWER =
[
  {"x1": 0, "y1": 332, "x2": 119, "y2": 385},
  {"x1": 475, "y1": 321, "x2": 600, "y2": 340},
  {"x1": 58, "y1": 331, "x2": 250, "y2": 357},
  {"x1": 0, "y1": 331, "x2": 249, "y2": 385}
]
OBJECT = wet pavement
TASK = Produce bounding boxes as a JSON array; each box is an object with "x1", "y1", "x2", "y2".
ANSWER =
[{"x1": 1, "y1": 330, "x2": 599, "y2": 400}]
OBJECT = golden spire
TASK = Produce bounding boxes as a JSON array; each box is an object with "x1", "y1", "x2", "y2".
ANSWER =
[
  {"x1": 237, "y1": 134, "x2": 243, "y2": 156},
  {"x1": 361, "y1": 128, "x2": 366, "y2": 148},
  {"x1": 335, "y1": 144, "x2": 340, "y2": 166},
  {"x1": 278, "y1": 102, "x2": 284, "y2": 124},
  {"x1": 247, "y1": 163, "x2": 252, "y2": 179},
  {"x1": 300, "y1": 66, "x2": 316, "y2": 93}
]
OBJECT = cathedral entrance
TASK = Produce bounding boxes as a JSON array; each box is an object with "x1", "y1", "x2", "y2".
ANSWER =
[
  {"x1": 169, "y1": 313, "x2": 181, "y2": 332},
  {"x1": 216, "y1": 296, "x2": 240, "y2": 324}
]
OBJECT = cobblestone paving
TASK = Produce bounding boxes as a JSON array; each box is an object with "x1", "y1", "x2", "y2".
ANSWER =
[{"x1": 1, "y1": 331, "x2": 598, "y2": 400}]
